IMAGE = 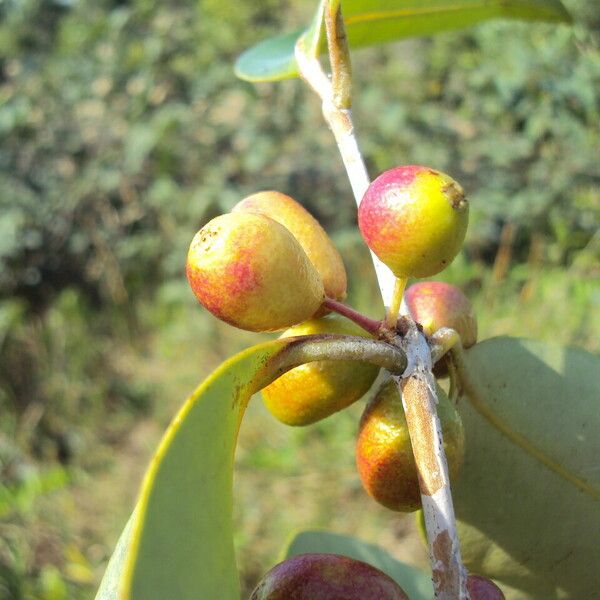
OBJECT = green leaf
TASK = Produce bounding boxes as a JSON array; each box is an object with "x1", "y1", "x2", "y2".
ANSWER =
[
  {"x1": 235, "y1": 0, "x2": 571, "y2": 82},
  {"x1": 95, "y1": 334, "x2": 401, "y2": 600},
  {"x1": 284, "y1": 530, "x2": 434, "y2": 600},
  {"x1": 95, "y1": 340, "x2": 292, "y2": 600},
  {"x1": 453, "y1": 337, "x2": 600, "y2": 600},
  {"x1": 234, "y1": 28, "x2": 305, "y2": 82}
]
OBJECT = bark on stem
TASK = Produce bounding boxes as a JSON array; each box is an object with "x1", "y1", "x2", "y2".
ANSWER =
[{"x1": 396, "y1": 322, "x2": 468, "y2": 599}]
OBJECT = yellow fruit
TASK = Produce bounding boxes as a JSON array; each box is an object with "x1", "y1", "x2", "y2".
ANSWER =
[
  {"x1": 358, "y1": 165, "x2": 469, "y2": 278},
  {"x1": 262, "y1": 314, "x2": 379, "y2": 425},
  {"x1": 186, "y1": 212, "x2": 324, "y2": 332},
  {"x1": 233, "y1": 191, "x2": 347, "y2": 303},
  {"x1": 356, "y1": 378, "x2": 465, "y2": 512}
]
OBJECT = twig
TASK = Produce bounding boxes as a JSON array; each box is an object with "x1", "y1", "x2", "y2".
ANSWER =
[
  {"x1": 323, "y1": 297, "x2": 383, "y2": 336},
  {"x1": 295, "y1": 3, "x2": 469, "y2": 598},
  {"x1": 396, "y1": 322, "x2": 468, "y2": 599},
  {"x1": 262, "y1": 333, "x2": 407, "y2": 390}
]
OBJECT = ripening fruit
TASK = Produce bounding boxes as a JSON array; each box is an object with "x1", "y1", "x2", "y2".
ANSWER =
[
  {"x1": 467, "y1": 575, "x2": 506, "y2": 600},
  {"x1": 356, "y1": 378, "x2": 465, "y2": 512},
  {"x1": 249, "y1": 553, "x2": 409, "y2": 600},
  {"x1": 358, "y1": 165, "x2": 469, "y2": 278},
  {"x1": 262, "y1": 314, "x2": 379, "y2": 426},
  {"x1": 186, "y1": 212, "x2": 324, "y2": 332},
  {"x1": 405, "y1": 281, "x2": 477, "y2": 348},
  {"x1": 233, "y1": 191, "x2": 347, "y2": 304}
]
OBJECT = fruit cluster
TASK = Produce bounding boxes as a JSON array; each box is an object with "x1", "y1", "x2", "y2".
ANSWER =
[{"x1": 185, "y1": 166, "x2": 500, "y2": 597}]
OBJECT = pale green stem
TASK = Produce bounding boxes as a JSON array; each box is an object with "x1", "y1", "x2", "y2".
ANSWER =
[{"x1": 385, "y1": 276, "x2": 407, "y2": 328}]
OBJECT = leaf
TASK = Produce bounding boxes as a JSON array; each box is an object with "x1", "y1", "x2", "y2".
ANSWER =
[
  {"x1": 453, "y1": 337, "x2": 600, "y2": 600},
  {"x1": 235, "y1": 0, "x2": 571, "y2": 82},
  {"x1": 95, "y1": 334, "x2": 400, "y2": 600},
  {"x1": 95, "y1": 340, "x2": 292, "y2": 600},
  {"x1": 234, "y1": 28, "x2": 305, "y2": 82},
  {"x1": 284, "y1": 529, "x2": 434, "y2": 600}
]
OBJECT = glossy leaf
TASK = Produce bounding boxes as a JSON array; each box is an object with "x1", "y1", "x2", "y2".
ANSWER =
[
  {"x1": 95, "y1": 340, "x2": 293, "y2": 600},
  {"x1": 285, "y1": 530, "x2": 433, "y2": 600},
  {"x1": 235, "y1": 0, "x2": 571, "y2": 82},
  {"x1": 453, "y1": 337, "x2": 600, "y2": 599}
]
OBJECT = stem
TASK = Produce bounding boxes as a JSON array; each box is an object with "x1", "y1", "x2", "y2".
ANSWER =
[
  {"x1": 294, "y1": 30, "x2": 397, "y2": 306},
  {"x1": 385, "y1": 276, "x2": 407, "y2": 328},
  {"x1": 396, "y1": 321, "x2": 469, "y2": 600},
  {"x1": 323, "y1": 297, "x2": 382, "y2": 336},
  {"x1": 258, "y1": 333, "x2": 407, "y2": 391},
  {"x1": 295, "y1": 6, "x2": 469, "y2": 597}
]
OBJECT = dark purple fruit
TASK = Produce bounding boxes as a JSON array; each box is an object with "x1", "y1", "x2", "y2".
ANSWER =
[{"x1": 250, "y1": 553, "x2": 408, "y2": 599}]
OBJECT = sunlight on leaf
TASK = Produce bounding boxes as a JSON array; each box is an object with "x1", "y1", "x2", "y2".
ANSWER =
[{"x1": 235, "y1": 0, "x2": 571, "y2": 82}]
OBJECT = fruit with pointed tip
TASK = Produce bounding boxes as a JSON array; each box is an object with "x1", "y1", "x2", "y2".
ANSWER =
[
  {"x1": 405, "y1": 281, "x2": 477, "y2": 347},
  {"x1": 262, "y1": 314, "x2": 379, "y2": 426},
  {"x1": 233, "y1": 191, "x2": 347, "y2": 306},
  {"x1": 356, "y1": 378, "x2": 465, "y2": 512},
  {"x1": 186, "y1": 212, "x2": 324, "y2": 332},
  {"x1": 467, "y1": 574, "x2": 506, "y2": 599},
  {"x1": 249, "y1": 553, "x2": 409, "y2": 600},
  {"x1": 358, "y1": 165, "x2": 469, "y2": 278}
]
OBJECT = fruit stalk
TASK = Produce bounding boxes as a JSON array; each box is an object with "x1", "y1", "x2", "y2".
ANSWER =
[
  {"x1": 322, "y1": 297, "x2": 382, "y2": 335},
  {"x1": 296, "y1": 4, "x2": 470, "y2": 598},
  {"x1": 385, "y1": 277, "x2": 407, "y2": 328}
]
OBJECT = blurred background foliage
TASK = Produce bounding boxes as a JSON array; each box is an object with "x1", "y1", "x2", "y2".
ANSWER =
[{"x1": 0, "y1": 0, "x2": 598, "y2": 597}]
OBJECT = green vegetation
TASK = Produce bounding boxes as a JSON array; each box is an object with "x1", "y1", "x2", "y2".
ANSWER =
[{"x1": 0, "y1": 0, "x2": 598, "y2": 598}]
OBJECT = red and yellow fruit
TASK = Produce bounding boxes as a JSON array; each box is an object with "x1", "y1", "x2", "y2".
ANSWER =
[
  {"x1": 233, "y1": 191, "x2": 347, "y2": 304},
  {"x1": 186, "y1": 212, "x2": 324, "y2": 332},
  {"x1": 405, "y1": 281, "x2": 477, "y2": 348},
  {"x1": 358, "y1": 165, "x2": 468, "y2": 278},
  {"x1": 249, "y1": 553, "x2": 408, "y2": 600},
  {"x1": 262, "y1": 314, "x2": 379, "y2": 426},
  {"x1": 356, "y1": 378, "x2": 465, "y2": 512}
]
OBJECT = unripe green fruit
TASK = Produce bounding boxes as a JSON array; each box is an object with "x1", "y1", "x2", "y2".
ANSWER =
[
  {"x1": 467, "y1": 575, "x2": 506, "y2": 599},
  {"x1": 186, "y1": 212, "x2": 324, "y2": 332},
  {"x1": 405, "y1": 281, "x2": 477, "y2": 348},
  {"x1": 356, "y1": 378, "x2": 465, "y2": 512},
  {"x1": 262, "y1": 314, "x2": 379, "y2": 426},
  {"x1": 249, "y1": 553, "x2": 408, "y2": 600},
  {"x1": 358, "y1": 165, "x2": 469, "y2": 278},
  {"x1": 233, "y1": 191, "x2": 347, "y2": 305}
]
